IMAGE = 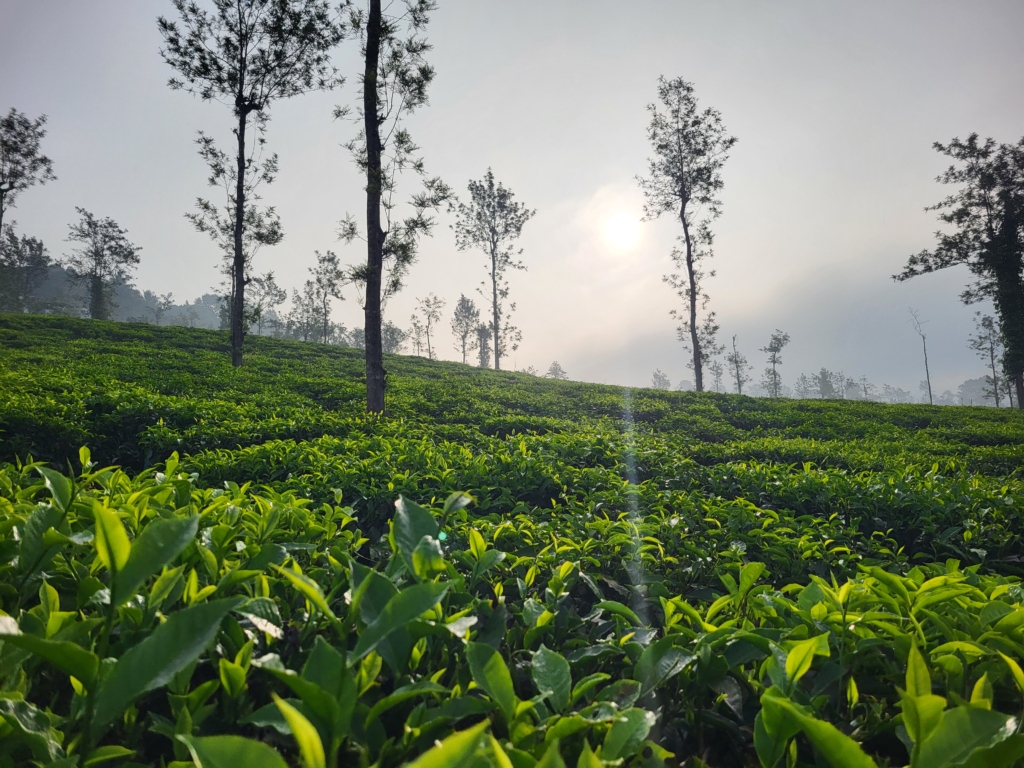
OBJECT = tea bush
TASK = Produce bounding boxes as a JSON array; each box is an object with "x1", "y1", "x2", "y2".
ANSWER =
[{"x1": 1, "y1": 314, "x2": 1024, "y2": 767}]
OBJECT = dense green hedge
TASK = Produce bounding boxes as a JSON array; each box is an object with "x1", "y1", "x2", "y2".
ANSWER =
[{"x1": 1, "y1": 314, "x2": 1024, "y2": 767}]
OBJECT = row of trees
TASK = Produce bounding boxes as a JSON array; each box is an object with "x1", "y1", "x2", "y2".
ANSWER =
[
  {"x1": 6, "y1": 0, "x2": 539, "y2": 415},
  {"x1": 640, "y1": 77, "x2": 1024, "y2": 409},
  {"x1": 157, "y1": 0, "x2": 537, "y2": 412},
  {"x1": 649, "y1": 308, "x2": 1017, "y2": 407}
]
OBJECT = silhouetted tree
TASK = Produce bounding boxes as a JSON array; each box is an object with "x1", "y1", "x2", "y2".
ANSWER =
[
  {"x1": 969, "y1": 312, "x2": 1004, "y2": 407},
  {"x1": 0, "y1": 109, "x2": 56, "y2": 232},
  {"x1": 286, "y1": 281, "x2": 318, "y2": 341},
  {"x1": 454, "y1": 169, "x2": 534, "y2": 371},
  {"x1": 812, "y1": 368, "x2": 836, "y2": 399},
  {"x1": 545, "y1": 361, "x2": 568, "y2": 380},
  {"x1": 381, "y1": 320, "x2": 408, "y2": 354},
  {"x1": 415, "y1": 293, "x2": 445, "y2": 359},
  {"x1": 726, "y1": 335, "x2": 752, "y2": 395},
  {"x1": 858, "y1": 376, "x2": 877, "y2": 401},
  {"x1": 142, "y1": 291, "x2": 175, "y2": 325},
  {"x1": 61, "y1": 208, "x2": 141, "y2": 320},
  {"x1": 895, "y1": 134, "x2": 1024, "y2": 408},
  {"x1": 759, "y1": 329, "x2": 790, "y2": 398},
  {"x1": 651, "y1": 369, "x2": 671, "y2": 390},
  {"x1": 638, "y1": 77, "x2": 736, "y2": 391},
  {"x1": 310, "y1": 250, "x2": 344, "y2": 343},
  {"x1": 475, "y1": 323, "x2": 491, "y2": 368},
  {"x1": 0, "y1": 225, "x2": 50, "y2": 312},
  {"x1": 450, "y1": 293, "x2": 480, "y2": 364},
  {"x1": 249, "y1": 271, "x2": 287, "y2": 335},
  {"x1": 908, "y1": 309, "x2": 933, "y2": 405},
  {"x1": 159, "y1": 0, "x2": 344, "y2": 367},
  {"x1": 337, "y1": 0, "x2": 450, "y2": 412}
]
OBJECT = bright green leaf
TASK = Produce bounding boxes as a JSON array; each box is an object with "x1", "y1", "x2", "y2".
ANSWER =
[
  {"x1": 405, "y1": 720, "x2": 489, "y2": 768},
  {"x1": 273, "y1": 694, "x2": 325, "y2": 768},
  {"x1": 467, "y1": 641, "x2": 517, "y2": 723},
  {"x1": 115, "y1": 515, "x2": 198, "y2": 605},
  {"x1": 178, "y1": 734, "x2": 288, "y2": 768}
]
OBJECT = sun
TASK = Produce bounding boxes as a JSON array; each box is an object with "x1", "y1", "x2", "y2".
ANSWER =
[{"x1": 604, "y1": 212, "x2": 641, "y2": 250}]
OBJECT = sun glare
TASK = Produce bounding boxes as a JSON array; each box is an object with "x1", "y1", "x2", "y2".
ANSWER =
[{"x1": 604, "y1": 212, "x2": 640, "y2": 250}]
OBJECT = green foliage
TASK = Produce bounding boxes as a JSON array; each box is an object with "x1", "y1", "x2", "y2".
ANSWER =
[{"x1": 0, "y1": 315, "x2": 1023, "y2": 766}]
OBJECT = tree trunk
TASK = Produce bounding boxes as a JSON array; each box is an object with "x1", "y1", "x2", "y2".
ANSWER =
[
  {"x1": 991, "y1": 250, "x2": 1024, "y2": 409},
  {"x1": 90, "y1": 273, "x2": 105, "y2": 320},
  {"x1": 363, "y1": 0, "x2": 385, "y2": 413},
  {"x1": 989, "y1": 345, "x2": 1001, "y2": 407},
  {"x1": 231, "y1": 107, "x2": 247, "y2": 367},
  {"x1": 491, "y1": 246, "x2": 501, "y2": 370},
  {"x1": 0, "y1": 190, "x2": 6, "y2": 233},
  {"x1": 680, "y1": 207, "x2": 702, "y2": 391},
  {"x1": 921, "y1": 336, "x2": 933, "y2": 405}
]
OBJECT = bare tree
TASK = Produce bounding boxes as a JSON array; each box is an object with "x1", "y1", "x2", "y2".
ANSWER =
[
  {"x1": 450, "y1": 293, "x2": 480, "y2": 364},
  {"x1": 726, "y1": 335, "x2": 752, "y2": 395},
  {"x1": 62, "y1": 208, "x2": 142, "y2": 320},
  {"x1": 759, "y1": 329, "x2": 790, "y2": 398},
  {"x1": 969, "y1": 312, "x2": 1004, "y2": 407},
  {"x1": 638, "y1": 77, "x2": 737, "y2": 391},
  {"x1": 338, "y1": 0, "x2": 451, "y2": 412},
  {"x1": 454, "y1": 169, "x2": 534, "y2": 370},
  {"x1": 0, "y1": 109, "x2": 56, "y2": 232},
  {"x1": 159, "y1": 0, "x2": 345, "y2": 367},
  {"x1": 909, "y1": 309, "x2": 933, "y2": 405},
  {"x1": 415, "y1": 292, "x2": 445, "y2": 359}
]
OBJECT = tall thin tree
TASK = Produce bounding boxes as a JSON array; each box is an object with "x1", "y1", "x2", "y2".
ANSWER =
[
  {"x1": 450, "y1": 293, "x2": 480, "y2": 364},
  {"x1": 311, "y1": 250, "x2": 344, "y2": 343},
  {"x1": 726, "y1": 334, "x2": 752, "y2": 395},
  {"x1": 413, "y1": 293, "x2": 444, "y2": 359},
  {"x1": 909, "y1": 309, "x2": 933, "y2": 405},
  {"x1": 454, "y1": 169, "x2": 534, "y2": 371},
  {"x1": 895, "y1": 134, "x2": 1024, "y2": 408},
  {"x1": 338, "y1": 0, "x2": 450, "y2": 412},
  {"x1": 0, "y1": 108, "x2": 56, "y2": 232},
  {"x1": 969, "y1": 312, "x2": 1004, "y2": 408},
  {"x1": 62, "y1": 208, "x2": 142, "y2": 321},
  {"x1": 158, "y1": 0, "x2": 345, "y2": 367},
  {"x1": 759, "y1": 329, "x2": 790, "y2": 398},
  {"x1": 638, "y1": 77, "x2": 736, "y2": 391}
]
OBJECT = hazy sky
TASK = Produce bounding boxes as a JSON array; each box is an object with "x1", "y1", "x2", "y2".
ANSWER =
[{"x1": 3, "y1": 1, "x2": 1024, "y2": 393}]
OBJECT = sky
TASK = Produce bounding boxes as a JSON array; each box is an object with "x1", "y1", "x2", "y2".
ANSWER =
[{"x1": 3, "y1": 0, "x2": 1024, "y2": 394}]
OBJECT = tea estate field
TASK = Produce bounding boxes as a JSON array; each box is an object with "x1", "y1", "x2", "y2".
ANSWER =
[{"x1": 2, "y1": 314, "x2": 1024, "y2": 768}]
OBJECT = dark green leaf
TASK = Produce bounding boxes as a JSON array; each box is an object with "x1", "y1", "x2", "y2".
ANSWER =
[{"x1": 93, "y1": 597, "x2": 242, "y2": 733}]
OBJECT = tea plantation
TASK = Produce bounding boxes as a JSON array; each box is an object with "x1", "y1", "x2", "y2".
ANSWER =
[{"x1": 2, "y1": 314, "x2": 1024, "y2": 768}]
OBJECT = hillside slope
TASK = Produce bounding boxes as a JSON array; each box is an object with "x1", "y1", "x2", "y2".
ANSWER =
[{"x1": 3, "y1": 314, "x2": 1024, "y2": 766}]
